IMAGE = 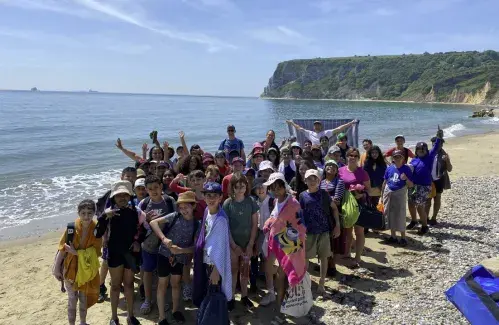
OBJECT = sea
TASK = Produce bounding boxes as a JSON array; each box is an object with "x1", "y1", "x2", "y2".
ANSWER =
[{"x1": 1, "y1": 90, "x2": 498, "y2": 240}]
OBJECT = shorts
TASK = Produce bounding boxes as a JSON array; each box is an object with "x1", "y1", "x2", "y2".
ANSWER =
[
  {"x1": 141, "y1": 250, "x2": 158, "y2": 272},
  {"x1": 433, "y1": 178, "x2": 445, "y2": 194},
  {"x1": 157, "y1": 254, "x2": 184, "y2": 277},
  {"x1": 408, "y1": 185, "x2": 431, "y2": 207},
  {"x1": 305, "y1": 232, "x2": 331, "y2": 260},
  {"x1": 107, "y1": 251, "x2": 140, "y2": 271}
]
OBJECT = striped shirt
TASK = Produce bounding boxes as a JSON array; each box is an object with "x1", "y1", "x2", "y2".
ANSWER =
[{"x1": 320, "y1": 177, "x2": 345, "y2": 202}]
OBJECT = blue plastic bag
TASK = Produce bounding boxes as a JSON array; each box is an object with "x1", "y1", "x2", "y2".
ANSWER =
[{"x1": 446, "y1": 265, "x2": 499, "y2": 324}]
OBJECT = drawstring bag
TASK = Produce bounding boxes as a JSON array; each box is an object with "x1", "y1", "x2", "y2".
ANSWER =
[
  {"x1": 197, "y1": 284, "x2": 229, "y2": 325},
  {"x1": 280, "y1": 272, "x2": 313, "y2": 318},
  {"x1": 341, "y1": 191, "x2": 360, "y2": 228}
]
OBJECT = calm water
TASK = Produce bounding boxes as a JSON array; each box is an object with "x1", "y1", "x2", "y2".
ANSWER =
[{"x1": 1, "y1": 91, "x2": 498, "y2": 239}]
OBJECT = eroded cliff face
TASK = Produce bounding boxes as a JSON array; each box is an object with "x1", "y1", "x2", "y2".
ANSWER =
[{"x1": 262, "y1": 51, "x2": 499, "y2": 105}]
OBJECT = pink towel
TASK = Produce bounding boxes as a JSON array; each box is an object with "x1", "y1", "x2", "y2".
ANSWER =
[{"x1": 264, "y1": 195, "x2": 306, "y2": 287}]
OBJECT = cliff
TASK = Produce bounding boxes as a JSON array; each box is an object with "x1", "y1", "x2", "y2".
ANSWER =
[{"x1": 262, "y1": 51, "x2": 499, "y2": 105}]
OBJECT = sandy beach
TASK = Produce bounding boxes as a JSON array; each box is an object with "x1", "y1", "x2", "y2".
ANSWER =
[{"x1": 1, "y1": 132, "x2": 498, "y2": 325}]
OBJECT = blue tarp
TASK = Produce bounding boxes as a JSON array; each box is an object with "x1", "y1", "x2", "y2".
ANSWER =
[{"x1": 287, "y1": 119, "x2": 360, "y2": 148}]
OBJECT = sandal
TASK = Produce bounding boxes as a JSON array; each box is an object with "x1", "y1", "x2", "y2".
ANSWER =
[{"x1": 140, "y1": 300, "x2": 152, "y2": 315}]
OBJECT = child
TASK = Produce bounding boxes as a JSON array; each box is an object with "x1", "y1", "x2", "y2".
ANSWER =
[
  {"x1": 138, "y1": 175, "x2": 177, "y2": 315},
  {"x1": 380, "y1": 150, "x2": 414, "y2": 245},
  {"x1": 162, "y1": 169, "x2": 178, "y2": 201},
  {"x1": 94, "y1": 180, "x2": 147, "y2": 325},
  {"x1": 170, "y1": 169, "x2": 207, "y2": 221},
  {"x1": 261, "y1": 173, "x2": 306, "y2": 313},
  {"x1": 223, "y1": 172, "x2": 259, "y2": 310},
  {"x1": 134, "y1": 178, "x2": 147, "y2": 203},
  {"x1": 150, "y1": 191, "x2": 200, "y2": 325},
  {"x1": 53, "y1": 199, "x2": 102, "y2": 325},
  {"x1": 250, "y1": 177, "x2": 274, "y2": 295},
  {"x1": 301, "y1": 169, "x2": 340, "y2": 297},
  {"x1": 277, "y1": 148, "x2": 296, "y2": 184},
  {"x1": 192, "y1": 182, "x2": 232, "y2": 313},
  {"x1": 205, "y1": 164, "x2": 221, "y2": 183}
]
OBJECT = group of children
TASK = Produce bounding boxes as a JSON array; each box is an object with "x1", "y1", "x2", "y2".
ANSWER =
[{"x1": 53, "y1": 121, "x2": 451, "y2": 325}]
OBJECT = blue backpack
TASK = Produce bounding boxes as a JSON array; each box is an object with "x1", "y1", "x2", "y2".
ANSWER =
[{"x1": 446, "y1": 265, "x2": 499, "y2": 324}]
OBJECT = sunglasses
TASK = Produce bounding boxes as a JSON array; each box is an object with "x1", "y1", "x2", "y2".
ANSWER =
[{"x1": 227, "y1": 129, "x2": 235, "y2": 132}]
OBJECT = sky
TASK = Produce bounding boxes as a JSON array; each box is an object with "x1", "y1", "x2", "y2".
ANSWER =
[{"x1": 0, "y1": 0, "x2": 498, "y2": 96}]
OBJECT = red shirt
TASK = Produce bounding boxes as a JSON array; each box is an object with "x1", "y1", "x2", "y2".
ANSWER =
[
  {"x1": 169, "y1": 182, "x2": 206, "y2": 221},
  {"x1": 385, "y1": 147, "x2": 414, "y2": 164},
  {"x1": 222, "y1": 173, "x2": 233, "y2": 201}
]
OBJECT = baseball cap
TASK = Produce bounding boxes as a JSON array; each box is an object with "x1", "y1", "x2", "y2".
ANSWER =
[
  {"x1": 328, "y1": 145, "x2": 341, "y2": 154},
  {"x1": 313, "y1": 120, "x2": 322, "y2": 125},
  {"x1": 304, "y1": 169, "x2": 321, "y2": 180},
  {"x1": 134, "y1": 178, "x2": 145, "y2": 188},
  {"x1": 395, "y1": 134, "x2": 405, "y2": 141},
  {"x1": 290, "y1": 142, "x2": 301, "y2": 149},
  {"x1": 325, "y1": 159, "x2": 338, "y2": 167},
  {"x1": 392, "y1": 150, "x2": 404, "y2": 157},
  {"x1": 232, "y1": 157, "x2": 244, "y2": 165},
  {"x1": 202, "y1": 182, "x2": 222, "y2": 194},
  {"x1": 252, "y1": 177, "x2": 266, "y2": 190},
  {"x1": 227, "y1": 125, "x2": 236, "y2": 131},
  {"x1": 202, "y1": 153, "x2": 215, "y2": 164},
  {"x1": 337, "y1": 133, "x2": 347, "y2": 140},
  {"x1": 258, "y1": 160, "x2": 274, "y2": 172},
  {"x1": 136, "y1": 169, "x2": 146, "y2": 178}
]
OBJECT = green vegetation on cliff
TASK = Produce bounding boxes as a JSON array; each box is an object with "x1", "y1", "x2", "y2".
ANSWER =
[{"x1": 262, "y1": 51, "x2": 499, "y2": 105}]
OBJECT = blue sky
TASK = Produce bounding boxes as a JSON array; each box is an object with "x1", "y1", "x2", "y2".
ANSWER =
[{"x1": 0, "y1": 0, "x2": 497, "y2": 96}]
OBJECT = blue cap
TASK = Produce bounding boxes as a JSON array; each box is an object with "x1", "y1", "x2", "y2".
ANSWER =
[{"x1": 202, "y1": 182, "x2": 222, "y2": 193}]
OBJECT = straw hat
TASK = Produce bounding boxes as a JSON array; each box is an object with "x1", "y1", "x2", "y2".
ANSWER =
[
  {"x1": 177, "y1": 191, "x2": 197, "y2": 204},
  {"x1": 110, "y1": 180, "x2": 133, "y2": 198}
]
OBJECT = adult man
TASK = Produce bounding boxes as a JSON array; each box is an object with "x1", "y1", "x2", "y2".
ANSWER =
[
  {"x1": 360, "y1": 139, "x2": 373, "y2": 166},
  {"x1": 384, "y1": 135, "x2": 414, "y2": 164},
  {"x1": 219, "y1": 125, "x2": 246, "y2": 162},
  {"x1": 286, "y1": 119, "x2": 357, "y2": 145},
  {"x1": 426, "y1": 137, "x2": 452, "y2": 225}
]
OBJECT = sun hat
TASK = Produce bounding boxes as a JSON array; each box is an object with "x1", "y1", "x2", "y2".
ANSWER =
[
  {"x1": 337, "y1": 133, "x2": 347, "y2": 140},
  {"x1": 325, "y1": 159, "x2": 339, "y2": 167},
  {"x1": 395, "y1": 134, "x2": 405, "y2": 141},
  {"x1": 134, "y1": 178, "x2": 145, "y2": 188},
  {"x1": 304, "y1": 169, "x2": 321, "y2": 180},
  {"x1": 392, "y1": 150, "x2": 404, "y2": 157},
  {"x1": 416, "y1": 142, "x2": 428, "y2": 150},
  {"x1": 311, "y1": 144, "x2": 321, "y2": 151},
  {"x1": 232, "y1": 157, "x2": 244, "y2": 165},
  {"x1": 263, "y1": 172, "x2": 287, "y2": 187},
  {"x1": 267, "y1": 147, "x2": 278, "y2": 154},
  {"x1": 110, "y1": 180, "x2": 133, "y2": 198},
  {"x1": 177, "y1": 191, "x2": 197, "y2": 204},
  {"x1": 215, "y1": 150, "x2": 225, "y2": 158},
  {"x1": 202, "y1": 182, "x2": 222, "y2": 193},
  {"x1": 253, "y1": 149, "x2": 264, "y2": 156},
  {"x1": 290, "y1": 142, "x2": 301, "y2": 149},
  {"x1": 252, "y1": 177, "x2": 266, "y2": 190},
  {"x1": 259, "y1": 160, "x2": 275, "y2": 172},
  {"x1": 136, "y1": 169, "x2": 146, "y2": 178},
  {"x1": 328, "y1": 145, "x2": 341, "y2": 154},
  {"x1": 253, "y1": 142, "x2": 264, "y2": 150}
]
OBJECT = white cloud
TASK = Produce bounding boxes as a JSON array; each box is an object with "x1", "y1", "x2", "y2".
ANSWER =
[
  {"x1": 248, "y1": 26, "x2": 312, "y2": 46},
  {"x1": 0, "y1": 0, "x2": 237, "y2": 52}
]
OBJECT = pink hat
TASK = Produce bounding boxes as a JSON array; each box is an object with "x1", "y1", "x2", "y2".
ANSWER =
[{"x1": 253, "y1": 142, "x2": 264, "y2": 149}]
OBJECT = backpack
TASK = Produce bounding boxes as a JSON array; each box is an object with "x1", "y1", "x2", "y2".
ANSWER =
[
  {"x1": 163, "y1": 212, "x2": 199, "y2": 240},
  {"x1": 341, "y1": 191, "x2": 360, "y2": 228},
  {"x1": 140, "y1": 195, "x2": 176, "y2": 253},
  {"x1": 53, "y1": 222, "x2": 76, "y2": 293},
  {"x1": 140, "y1": 194, "x2": 175, "y2": 214}
]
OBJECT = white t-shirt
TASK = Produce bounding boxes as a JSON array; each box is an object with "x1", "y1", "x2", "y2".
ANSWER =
[
  {"x1": 303, "y1": 129, "x2": 334, "y2": 145},
  {"x1": 257, "y1": 196, "x2": 271, "y2": 230},
  {"x1": 203, "y1": 211, "x2": 216, "y2": 264}
]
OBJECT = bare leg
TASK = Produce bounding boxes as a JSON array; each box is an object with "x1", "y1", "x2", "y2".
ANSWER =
[
  {"x1": 400, "y1": 231, "x2": 406, "y2": 239},
  {"x1": 409, "y1": 202, "x2": 417, "y2": 222},
  {"x1": 425, "y1": 199, "x2": 432, "y2": 217},
  {"x1": 354, "y1": 225, "x2": 365, "y2": 263},
  {"x1": 265, "y1": 255, "x2": 275, "y2": 291},
  {"x1": 171, "y1": 275, "x2": 182, "y2": 313},
  {"x1": 417, "y1": 205, "x2": 428, "y2": 227},
  {"x1": 78, "y1": 290, "x2": 88, "y2": 324},
  {"x1": 230, "y1": 252, "x2": 240, "y2": 298},
  {"x1": 123, "y1": 268, "x2": 136, "y2": 317},
  {"x1": 65, "y1": 280, "x2": 78, "y2": 325},
  {"x1": 109, "y1": 266, "x2": 124, "y2": 320},
  {"x1": 276, "y1": 267, "x2": 287, "y2": 307},
  {"x1": 344, "y1": 227, "x2": 353, "y2": 258},
  {"x1": 431, "y1": 193, "x2": 442, "y2": 220},
  {"x1": 319, "y1": 256, "x2": 328, "y2": 287},
  {"x1": 100, "y1": 260, "x2": 109, "y2": 286},
  {"x1": 157, "y1": 276, "x2": 169, "y2": 321}
]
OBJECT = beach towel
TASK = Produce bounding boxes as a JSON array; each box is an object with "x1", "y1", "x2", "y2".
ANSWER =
[
  {"x1": 383, "y1": 187, "x2": 407, "y2": 232},
  {"x1": 193, "y1": 207, "x2": 232, "y2": 306},
  {"x1": 287, "y1": 119, "x2": 359, "y2": 148},
  {"x1": 263, "y1": 195, "x2": 306, "y2": 287},
  {"x1": 76, "y1": 247, "x2": 100, "y2": 288},
  {"x1": 58, "y1": 218, "x2": 102, "y2": 308}
]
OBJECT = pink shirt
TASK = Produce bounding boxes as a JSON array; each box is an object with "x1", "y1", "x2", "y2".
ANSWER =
[{"x1": 338, "y1": 166, "x2": 370, "y2": 189}]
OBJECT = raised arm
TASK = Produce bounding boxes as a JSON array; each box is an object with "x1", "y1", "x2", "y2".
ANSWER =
[
  {"x1": 142, "y1": 143, "x2": 148, "y2": 160},
  {"x1": 286, "y1": 120, "x2": 304, "y2": 131},
  {"x1": 331, "y1": 119, "x2": 357, "y2": 134},
  {"x1": 179, "y1": 131, "x2": 189, "y2": 157},
  {"x1": 162, "y1": 141, "x2": 171, "y2": 161},
  {"x1": 115, "y1": 138, "x2": 142, "y2": 162}
]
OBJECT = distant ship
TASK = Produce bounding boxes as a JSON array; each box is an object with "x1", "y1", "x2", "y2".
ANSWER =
[
  {"x1": 30, "y1": 87, "x2": 38, "y2": 91},
  {"x1": 88, "y1": 89, "x2": 98, "y2": 93}
]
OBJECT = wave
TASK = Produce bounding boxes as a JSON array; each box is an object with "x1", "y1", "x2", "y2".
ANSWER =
[
  {"x1": 443, "y1": 123, "x2": 466, "y2": 138},
  {"x1": 480, "y1": 116, "x2": 499, "y2": 125},
  {"x1": 0, "y1": 169, "x2": 120, "y2": 230}
]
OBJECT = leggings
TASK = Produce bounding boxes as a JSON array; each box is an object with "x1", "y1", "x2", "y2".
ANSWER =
[{"x1": 64, "y1": 280, "x2": 87, "y2": 325}]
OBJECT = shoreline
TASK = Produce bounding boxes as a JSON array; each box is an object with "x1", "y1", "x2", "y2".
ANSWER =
[
  {"x1": 1, "y1": 131, "x2": 497, "y2": 245},
  {"x1": 260, "y1": 96, "x2": 499, "y2": 108}
]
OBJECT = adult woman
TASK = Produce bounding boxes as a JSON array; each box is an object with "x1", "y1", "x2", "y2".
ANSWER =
[
  {"x1": 289, "y1": 160, "x2": 316, "y2": 198},
  {"x1": 338, "y1": 148, "x2": 371, "y2": 267},
  {"x1": 320, "y1": 160, "x2": 346, "y2": 274},
  {"x1": 290, "y1": 142, "x2": 303, "y2": 159},
  {"x1": 177, "y1": 154, "x2": 203, "y2": 176},
  {"x1": 407, "y1": 129, "x2": 443, "y2": 235},
  {"x1": 363, "y1": 146, "x2": 387, "y2": 206},
  {"x1": 260, "y1": 129, "x2": 280, "y2": 153}
]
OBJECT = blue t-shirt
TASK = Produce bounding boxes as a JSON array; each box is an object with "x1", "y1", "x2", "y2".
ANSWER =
[
  {"x1": 384, "y1": 164, "x2": 413, "y2": 191},
  {"x1": 219, "y1": 138, "x2": 244, "y2": 159},
  {"x1": 299, "y1": 190, "x2": 331, "y2": 234},
  {"x1": 284, "y1": 164, "x2": 295, "y2": 184}
]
